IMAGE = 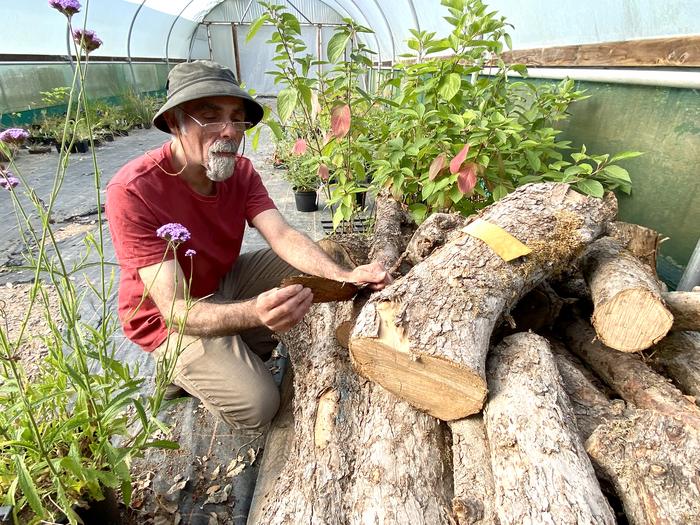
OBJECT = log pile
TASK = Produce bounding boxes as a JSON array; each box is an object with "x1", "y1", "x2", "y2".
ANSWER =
[{"x1": 248, "y1": 182, "x2": 700, "y2": 525}]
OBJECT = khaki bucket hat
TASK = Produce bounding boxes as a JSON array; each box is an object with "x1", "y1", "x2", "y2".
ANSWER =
[{"x1": 152, "y1": 60, "x2": 264, "y2": 133}]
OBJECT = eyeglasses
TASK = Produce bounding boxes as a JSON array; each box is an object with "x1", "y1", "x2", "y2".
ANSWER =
[{"x1": 182, "y1": 111, "x2": 251, "y2": 133}]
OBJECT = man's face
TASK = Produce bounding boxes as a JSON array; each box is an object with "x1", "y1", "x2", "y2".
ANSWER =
[{"x1": 174, "y1": 96, "x2": 247, "y2": 182}]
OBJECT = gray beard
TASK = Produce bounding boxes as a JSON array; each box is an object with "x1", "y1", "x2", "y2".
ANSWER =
[{"x1": 206, "y1": 140, "x2": 239, "y2": 182}]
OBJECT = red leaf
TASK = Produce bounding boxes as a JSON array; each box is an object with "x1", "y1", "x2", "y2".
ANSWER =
[
  {"x1": 292, "y1": 138, "x2": 307, "y2": 155},
  {"x1": 429, "y1": 153, "x2": 447, "y2": 181},
  {"x1": 457, "y1": 163, "x2": 478, "y2": 194},
  {"x1": 318, "y1": 163, "x2": 330, "y2": 182},
  {"x1": 331, "y1": 104, "x2": 351, "y2": 139},
  {"x1": 449, "y1": 144, "x2": 470, "y2": 174}
]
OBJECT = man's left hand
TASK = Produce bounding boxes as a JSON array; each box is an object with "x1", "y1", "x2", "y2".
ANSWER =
[{"x1": 345, "y1": 262, "x2": 393, "y2": 291}]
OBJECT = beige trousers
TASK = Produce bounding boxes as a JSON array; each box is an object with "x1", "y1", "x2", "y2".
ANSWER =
[{"x1": 152, "y1": 248, "x2": 296, "y2": 429}]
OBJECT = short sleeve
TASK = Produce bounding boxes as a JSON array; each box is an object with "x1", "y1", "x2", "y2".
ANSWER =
[
  {"x1": 244, "y1": 166, "x2": 277, "y2": 225},
  {"x1": 106, "y1": 183, "x2": 172, "y2": 269}
]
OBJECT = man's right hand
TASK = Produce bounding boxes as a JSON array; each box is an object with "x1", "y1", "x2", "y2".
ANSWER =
[{"x1": 254, "y1": 284, "x2": 313, "y2": 333}]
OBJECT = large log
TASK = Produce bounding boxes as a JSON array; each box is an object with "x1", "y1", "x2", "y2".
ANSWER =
[
  {"x1": 350, "y1": 183, "x2": 617, "y2": 420},
  {"x1": 581, "y1": 237, "x2": 673, "y2": 351},
  {"x1": 647, "y1": 331, "x2": 700, "y2": 402},
  {"x1": 663, "y1": 291, "x2": 700, "y2": 331},
  {"x1": 484, "y1": 332, "x2": 615, "y2": 525},
  {"x1": 254, "y1": 204, "x2": 454, "y2": 524},
  {"x1": 586, "y1": 409, "x2": 700, "y2": 525},
  {"x1": 450, "y1": 416, "x2": 496, "y2": 525},
  {"x1": 255, "y1": 302, "x2": 453, "y2": 524},
  {"x1": 563, "y1": 318, "x2": 700, "y2": 428}
]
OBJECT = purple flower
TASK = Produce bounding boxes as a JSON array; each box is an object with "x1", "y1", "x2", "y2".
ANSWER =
[
  {"x1": 0, "y1": 173, "x2": 20, "y2": 190},
  {"x1": 156, "y1": 223, "x2": 191, "y2": 244},
  {"x1": 48, "y1": 0, "x2": 81, "y2": 17},
  {"x1": 184, "y1": 249, "x2": 196, "y2": 257},
  {"x1": 73, "y1": 29, "x2": 102, "y2": 53},
  {"x1": 0, "y1": 128, "x2": 30, "y2": 146}
]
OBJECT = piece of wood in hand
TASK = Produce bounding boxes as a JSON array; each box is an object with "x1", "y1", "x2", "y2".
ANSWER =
[{"x1": 281, "y1": 275, "x2": 359, "y2": 303}]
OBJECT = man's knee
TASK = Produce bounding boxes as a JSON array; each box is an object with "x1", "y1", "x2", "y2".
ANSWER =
[{"x1": 220, "y1": 381, "x2": 280, "y2": 429}]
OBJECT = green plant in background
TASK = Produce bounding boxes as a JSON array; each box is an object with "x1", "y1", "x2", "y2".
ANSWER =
[
  {"x1": 0, "y1": 1, "x2": 186, "y2": 523},
  {"x1": 372, "y1": 0, "x2": 641, "y2": 223},
  {"x1": 118, "y1": 89, "x2": 159, "y2": 129},
  {"x1": 251, "y1": 2, "x2": 379, "y2": 229}
]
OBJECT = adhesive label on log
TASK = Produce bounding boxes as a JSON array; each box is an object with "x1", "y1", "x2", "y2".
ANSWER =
[{"x1": 461, "y1": 219, "x2": 532, "y2": 261}]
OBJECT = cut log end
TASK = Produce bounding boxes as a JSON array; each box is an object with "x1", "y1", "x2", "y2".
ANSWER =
[
  {"x1": 350, "y1": 336, "x2": 487, "y2": 420},
  {"x1": 592, "y1": 288, "x2": 674, "y2": 352}
]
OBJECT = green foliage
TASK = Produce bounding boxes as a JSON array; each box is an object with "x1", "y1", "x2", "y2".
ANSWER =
[
  {"x1": 370, "y1": 0, "x2": 639, "y2": 223},
  {"x1": 257, "y1": 0, "x2": 639, "y2": 229},
  {"x1": 257, "y1": 2, "x2": 376, "y2": 231}
]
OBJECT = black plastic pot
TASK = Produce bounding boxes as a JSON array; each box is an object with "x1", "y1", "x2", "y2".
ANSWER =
[
  {"x1": 294, "y1": 190, "x2": 318, "y2": 212},
  {"x1": 57, "y1": 489, "x2": 120, "y2": 525}
]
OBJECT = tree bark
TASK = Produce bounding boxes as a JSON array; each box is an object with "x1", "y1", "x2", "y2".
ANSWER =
[
  {"x1": 581, "y1": 237, "x2": 673, "y2": 351},
  {"x1": 484, "y1": 332, "x2": 615, "y2": 525},
  {"x1": 586, "y1": 409, "x2": 700, "y2": 525},
  {"x1": 254, "y1": 304, "x2": 454, "y2": 523},
  {"x1": 350, "y1": 183, "x2": 617, "y2": 420},
  {"x1": 255, "y1": 207, "x2": 454, "y2": 524},
  {"x1": 404, "y1": 212, "x2": 469, "y2": 266},
  {"x1": 647, "y1": 331, "x2": 700, "y2": 403},
  {"x1": 563, "y1": 318, "x2": 700, "y2": 428},
  {"x1": 663, "y1": 291, "x2": 700, "y2": 331},
  {"x1": 247, "y1": 369, "x2": 294, "y2": 525},
  {"x1": 607, "y1": 220, "x2": 662, "y2": 274},
  {"x1": 449, "y1": 416, "x2": 496, "y2": 525},
  {"x1": 550, "y1": 339, "x2": 626, "y2": 441}
]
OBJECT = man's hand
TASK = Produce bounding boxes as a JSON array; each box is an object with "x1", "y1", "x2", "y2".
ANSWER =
[
  {"x1": 346, "y1": 262, "x2": 393, "y2": 291},
  {"x1": 255, "y1": 284, "x2": 313, "y2": 332}
]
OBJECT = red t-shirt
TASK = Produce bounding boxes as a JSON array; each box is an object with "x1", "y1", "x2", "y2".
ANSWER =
[{"x1": 106, "y1": 142, "x2": 276, "y2": 351}]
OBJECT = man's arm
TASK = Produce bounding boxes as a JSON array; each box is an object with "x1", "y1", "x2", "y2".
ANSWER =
[
  {"x1": 251, "y1": 209, "x2": 392, "y2": 289},
  {"x1": 138, "y1": 258, "x2": 312, "y2": 336}
]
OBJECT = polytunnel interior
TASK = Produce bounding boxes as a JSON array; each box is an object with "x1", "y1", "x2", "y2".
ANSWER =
[
  {"x1": 0, "y1": 1, "x2": 700, "y2": 524},
  {"x1": 1, "y1": 0, "x2": 698, "y2": 286}
]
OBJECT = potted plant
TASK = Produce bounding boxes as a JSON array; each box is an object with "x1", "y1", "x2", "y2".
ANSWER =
[{"x1": 285, "y1": 155, "x2": 320, "y2": 212}]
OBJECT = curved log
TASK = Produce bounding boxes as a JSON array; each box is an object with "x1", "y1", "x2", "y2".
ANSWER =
[
  {"x1": 350, "y1": 183, "x2": 617, "y2": 420},
  {"x1": 484, "y1": 333, "x2": 615, "y2": 525}
]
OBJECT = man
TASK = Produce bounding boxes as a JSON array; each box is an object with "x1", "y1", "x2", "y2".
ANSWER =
[{"x1": 106, "y1": 60, "x2": 389, "y2": 430}]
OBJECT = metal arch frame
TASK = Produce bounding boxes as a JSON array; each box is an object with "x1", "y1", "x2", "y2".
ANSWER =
[
  {"x1": 166, "y1": 0, "x2": 197, "y2": 66},
  {"x1": 127, "y1": 0, "x2": 148, "y2": 86},
  {"x1": 406, "y1": 0, "x2": 420, "y2": 32},
  {"x1": 126, "y1": 0, "x2": 422, "y2": 69},
  {"x1": 322, "y1": 0, "x2": 383, "y2": 69},
  {"x1": 368, "y1": 0, "x2": 396, "y2": 64}
]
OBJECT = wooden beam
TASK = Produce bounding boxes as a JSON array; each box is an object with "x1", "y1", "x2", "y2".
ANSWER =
[{"x1": 501, "y1": 36, "x2": 700, "y2": 68}]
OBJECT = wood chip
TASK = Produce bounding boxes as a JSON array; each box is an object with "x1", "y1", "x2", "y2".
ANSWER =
[{"x1": 281, "y1": 275, "x2": 359, "y2": 303}]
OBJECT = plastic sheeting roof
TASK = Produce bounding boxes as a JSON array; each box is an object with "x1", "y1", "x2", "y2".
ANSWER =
[{"x1": 120, "y1": 0, "x2": 430, "y2": 63}]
